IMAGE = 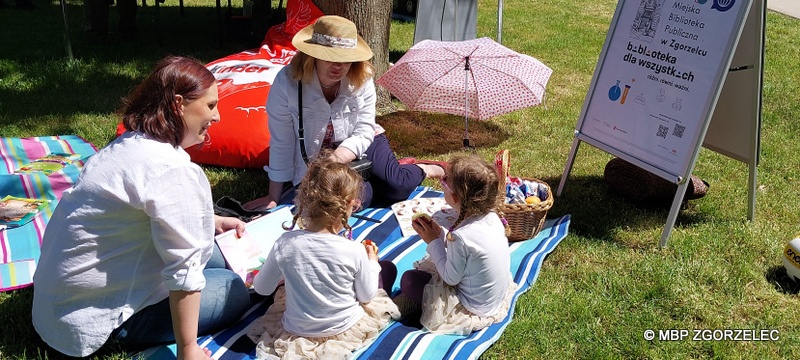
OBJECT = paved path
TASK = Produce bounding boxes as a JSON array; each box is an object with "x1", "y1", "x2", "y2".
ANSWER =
[{"x1": 767, "y1": 0, "x2": 800, "y2": 19}]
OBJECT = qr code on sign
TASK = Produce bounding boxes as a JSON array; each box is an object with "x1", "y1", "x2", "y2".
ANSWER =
[
  {"x1": 672, "y1": 124, "x2": 685, "y2": 138},
  {"x1": 656, "y1": 124, "x2": 668, "y2": 139}
]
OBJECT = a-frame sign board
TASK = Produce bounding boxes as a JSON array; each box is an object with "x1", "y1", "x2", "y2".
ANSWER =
[{"x1": 557, "y1": 0, "x2": 764, "y2": 247}]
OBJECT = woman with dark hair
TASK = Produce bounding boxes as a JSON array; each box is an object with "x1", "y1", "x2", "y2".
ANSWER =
[
  {"x1": 243, "y1": 15, "x2": 446, "y2": 211},
  {"x1": 32, "y1": 55, "x2": 251, "y2": 359}
]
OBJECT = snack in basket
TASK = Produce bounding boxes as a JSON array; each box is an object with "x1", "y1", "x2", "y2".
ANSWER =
[
  {"x1": 525, "y1": 196, "x2": 541, "y2": 205},
  {"x1": 493, "y1": 149, "x2": 554, "y2": 242},
  {"x1": 505, "y1": 177, "x2": 548, "y2": 204}
]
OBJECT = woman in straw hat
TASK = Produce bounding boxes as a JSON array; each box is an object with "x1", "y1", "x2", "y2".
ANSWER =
[{"x1": 244, "y1": 15, "x2": 445, "y2": 211}]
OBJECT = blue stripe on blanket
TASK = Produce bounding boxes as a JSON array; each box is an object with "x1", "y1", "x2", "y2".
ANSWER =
[
  {"x1": 350, "y1": 215, "x2": 571, "y2": 360},
  {"x1": 140, "y1": 187, "x2": 570, "y2": 360}
]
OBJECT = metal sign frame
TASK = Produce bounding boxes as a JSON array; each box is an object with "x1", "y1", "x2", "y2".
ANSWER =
[{"x1": 558, "y1": 0, "x2": 763, "y2": 247}]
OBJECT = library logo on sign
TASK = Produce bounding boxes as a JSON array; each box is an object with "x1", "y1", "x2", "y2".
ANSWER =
[{"x1": 711, "y1": 0, "x2": 735, "y2": 12}]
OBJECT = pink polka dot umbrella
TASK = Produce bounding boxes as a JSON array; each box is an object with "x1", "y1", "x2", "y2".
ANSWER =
[{"x1": 377, "y1": 37, "x2": 552, "y2": 148}]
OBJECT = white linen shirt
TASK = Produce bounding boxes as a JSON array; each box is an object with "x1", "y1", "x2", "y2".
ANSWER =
[
  {"x1": 426, "y1": 212, "x2": 512, "y2": 317},
  {"x1": 32, "y1": 132, "x2": 215, "y2": 357},
  {"x1": 252, "y1": 230, "x2": 381, "y2": 337},
  {"x1": 264, "y1": 66, "x2": 379, "y2": 185}
]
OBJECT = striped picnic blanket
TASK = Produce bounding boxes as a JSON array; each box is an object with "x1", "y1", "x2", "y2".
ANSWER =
[
  {"x1": 0, "y1": 135, "x2": 97, "y2": 291},
  {"x1": 144, "y1": 187, "x2": 570, "y2": 359},
  {"x1": 141, "y1": 187, "x2": 570, "y2": 359}
]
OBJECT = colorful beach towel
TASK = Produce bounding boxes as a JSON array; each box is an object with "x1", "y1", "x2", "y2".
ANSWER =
[
  {"x1": 0, "y1": 135, "x2": 97, "y2": 291},
  {"x1": 141, "y1": 187, "x2": 570, "y2": 359}
]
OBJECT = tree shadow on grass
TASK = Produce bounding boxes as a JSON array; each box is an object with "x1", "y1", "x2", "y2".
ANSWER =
[
  {"x1": 0, "y1": 288, "x2": 42, "y2": 357},
  {"x1": 0, "y1": 287, "x2": 127, "y2": 359},
  {"x1": 1, "y1": 1, "x2": 255, "y2": 62},
  {"x1": 206, "y1": 166, "x2": 272, "y2": 203},
  {"x1": 377, "y1": 110, "x2": 510, "y2": 157},
  {"x1": 0, "y1": 1, "x2": 258, "y2": 137}
]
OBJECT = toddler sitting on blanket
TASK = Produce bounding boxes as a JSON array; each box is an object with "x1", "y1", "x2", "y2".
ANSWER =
[
  {"x1": 247, "y1": 153, "x2": 400, "y2": 359},
  {"x1": 396, "y1": 154, "x2": 518, "y2": 335}
]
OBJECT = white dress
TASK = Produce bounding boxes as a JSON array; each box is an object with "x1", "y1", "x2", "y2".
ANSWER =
[
  {"x1": 415, "y1": 259, "x2": 516, "y2": 335},
  {"x1": 248, "y1": 286, "x2": 399, "y2": 359},
  {"x1": 246, "y1": 230, "x2": 399, "y2": 359},
  {"x1": 415, "y1": 212, "x2": 517, "y2": 335}
]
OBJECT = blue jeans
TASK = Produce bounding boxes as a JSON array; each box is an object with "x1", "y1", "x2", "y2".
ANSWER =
[{"x1": 111, "y1": 243, "x2": 251, "y2": 350}]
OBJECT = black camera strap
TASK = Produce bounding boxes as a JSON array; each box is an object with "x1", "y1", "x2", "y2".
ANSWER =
[
  {"x1": 298, "y1": 81, "x2": 310, "y2": 164},
  {"x1": 296, "y1": 81, "x2": 372, "y2": 181}
]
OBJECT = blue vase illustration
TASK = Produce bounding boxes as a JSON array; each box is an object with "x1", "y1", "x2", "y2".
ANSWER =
[{"x1": 608, "y1": 80, "x2": 622, "y2": 101}]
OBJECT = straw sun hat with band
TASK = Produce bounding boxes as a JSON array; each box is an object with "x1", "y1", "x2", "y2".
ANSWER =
[{"x1": 292, "y1": 15, "x2": 374, "y2": 63}]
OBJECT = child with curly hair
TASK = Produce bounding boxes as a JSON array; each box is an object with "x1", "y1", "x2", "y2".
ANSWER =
[
  {"x1": 397, "y1": 154, "x2": 517, "y2": 335},
  {"x1": 247, "y1": 153, "x2": 399, "y2": 359}
]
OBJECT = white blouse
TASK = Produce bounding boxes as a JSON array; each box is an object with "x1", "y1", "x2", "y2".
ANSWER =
[
  {"x1": 264, "y1": 66, "x2": 379, "y2": 186},
  {"x1": 425, "y1": 211, "x2": 512, "y2": 317},
  {"x1": 32, "y1": 132, "x2": 215, "y2": 357}
]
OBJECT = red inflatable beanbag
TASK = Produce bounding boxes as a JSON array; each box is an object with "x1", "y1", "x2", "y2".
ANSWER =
[{"x1": 116, "y1": 0, "x2": 324, "y2": 169}]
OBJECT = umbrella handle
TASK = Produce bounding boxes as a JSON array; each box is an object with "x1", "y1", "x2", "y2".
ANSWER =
[{"x1": 463, "y1": 138, "x2": 475, "y2": 150}]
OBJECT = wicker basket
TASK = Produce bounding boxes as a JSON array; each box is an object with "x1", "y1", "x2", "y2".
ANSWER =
[{"x1": 501, "y1": 177, "x2": 554, "y2": 242}]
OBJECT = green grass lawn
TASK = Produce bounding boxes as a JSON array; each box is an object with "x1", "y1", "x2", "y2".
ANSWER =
[{"x1": 2, "y1": 0, "x2": 800, "y2": 358}]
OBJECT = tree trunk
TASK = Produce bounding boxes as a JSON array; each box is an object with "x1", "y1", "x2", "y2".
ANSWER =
[{"x1": 312, "y1": 0, "x2": 395, "y2": 112}]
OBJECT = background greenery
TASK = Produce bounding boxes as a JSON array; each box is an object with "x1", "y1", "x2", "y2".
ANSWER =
[{"x1": 1, "y1": 0, "x2": 799, "y2": 358}]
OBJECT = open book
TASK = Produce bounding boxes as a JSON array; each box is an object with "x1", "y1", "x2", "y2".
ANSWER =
[
  {"x1": 0, "y1": 196, "x2": 49, "y2": 229},
  {"x1": 15, "y1": 152, "x2": 82, "y2": 175},
  {"x1": 215, "y1": 206, "x2": 294, "y2": 287},
  {"x1": 216, "y1": 204, "x2": 404, "y2": 288}
]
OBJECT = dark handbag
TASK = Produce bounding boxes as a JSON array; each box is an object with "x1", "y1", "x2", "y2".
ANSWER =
[
  {"x1": 603, "y1": 157, "x2": 709, "y2": 208},
  {"x1": 213, "y1": 196, "x2": 270, "y2": 222},
  {"x1": 298, "y1": 82, "x2": 372, "y2": 181}
]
